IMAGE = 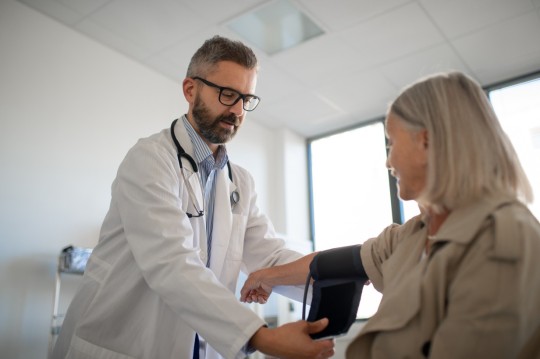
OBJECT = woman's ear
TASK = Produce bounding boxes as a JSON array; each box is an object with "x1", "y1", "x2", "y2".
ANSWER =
[{"x1": 420, "y1": 129, "x2": 428, "y2": 149}]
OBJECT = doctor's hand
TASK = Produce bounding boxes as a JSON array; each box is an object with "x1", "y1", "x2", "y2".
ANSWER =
[{"x1": 250, "y1": 318, "x2": 334, "y2": 359}]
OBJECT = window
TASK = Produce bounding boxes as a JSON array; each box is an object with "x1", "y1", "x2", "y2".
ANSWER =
[
  {"x1": 488, "y1": 73, "x2": 540, "y2": 219},
  {"x1": 309, "y1": 121, "x2": 390, "y2": 318}
]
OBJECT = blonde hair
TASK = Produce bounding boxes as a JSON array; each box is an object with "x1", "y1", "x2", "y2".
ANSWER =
[{"x1": 388, "y1": 71, "x2": 533, "y2": 212}]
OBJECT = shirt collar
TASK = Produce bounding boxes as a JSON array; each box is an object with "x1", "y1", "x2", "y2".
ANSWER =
[{"x1": 182, "y1": 115, "x2": 228, "y2": 170}]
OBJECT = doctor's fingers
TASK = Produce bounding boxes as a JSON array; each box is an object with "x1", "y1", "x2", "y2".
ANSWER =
[
  {"x1": 317, "y1": 347, "x2": 335, "y2": 359},
  {"x1": 308, "y1": 338, "x2": 335, "y2": 359}
]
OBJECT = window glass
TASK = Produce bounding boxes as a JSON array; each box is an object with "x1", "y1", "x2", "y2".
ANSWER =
[
  {"x1": 401, "y1": 199, "x2": 421, "y2": 222},
  {"x1": 310, "y1": 121, "x2": 390, "y2": 318},
  {"x1": 489, "y1": 76, "x2": 540, "y2": 219}
]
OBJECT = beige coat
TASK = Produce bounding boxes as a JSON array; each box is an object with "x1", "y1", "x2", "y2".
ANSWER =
[{"x1": 348, "y1": 195, "x2": 540, "y2": 359}]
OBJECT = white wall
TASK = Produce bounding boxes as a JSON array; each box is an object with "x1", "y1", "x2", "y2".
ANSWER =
[{"x1": 0, "y1": 1, "x2": 311, "y2": 358}]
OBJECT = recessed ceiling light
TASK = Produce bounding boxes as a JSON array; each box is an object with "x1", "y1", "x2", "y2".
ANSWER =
[{"x1": 226, "y1": 0, "x2": 325, "y2": 55}]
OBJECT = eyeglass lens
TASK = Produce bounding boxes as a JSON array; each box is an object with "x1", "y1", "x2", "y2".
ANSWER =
[{"x1": 219, "y1": 89, "x2": 259, "y2": 111}]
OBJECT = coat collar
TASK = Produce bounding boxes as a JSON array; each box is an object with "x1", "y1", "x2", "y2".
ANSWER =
[{"x1": 425, "y1": 194, "x2": 516, "y2": 245}]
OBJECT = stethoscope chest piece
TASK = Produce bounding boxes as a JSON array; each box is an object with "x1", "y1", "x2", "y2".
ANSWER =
[{"x1": 230, "y1": 190, "x2": 240, "y2": 206}]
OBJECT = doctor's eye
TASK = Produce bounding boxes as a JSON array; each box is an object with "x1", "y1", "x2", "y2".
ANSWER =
[{"x1": 221, "y1": 89, "x2": 238, "y2": 100}]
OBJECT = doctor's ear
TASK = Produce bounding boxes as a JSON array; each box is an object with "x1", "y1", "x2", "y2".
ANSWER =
[{"x1": 182, "y1": 78, "x2": 196, "y2": 104}]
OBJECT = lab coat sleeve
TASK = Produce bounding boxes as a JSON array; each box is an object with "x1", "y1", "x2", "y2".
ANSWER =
[
  {"x1": 233, "y1": 164, "x2": 307, "y2": 302},
  {"x1": 115, "y1": 141, "x2": 264, "y2": 359}
]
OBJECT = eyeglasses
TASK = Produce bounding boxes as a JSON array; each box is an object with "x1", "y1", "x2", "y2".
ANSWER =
[{"x1": 192, "y1": 76, "x2": 261, "y2": 111}]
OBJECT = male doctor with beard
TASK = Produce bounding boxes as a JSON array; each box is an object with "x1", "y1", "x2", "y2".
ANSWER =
[{"x1": 52, "y1": 35, "x2": 334, "y2": 359}]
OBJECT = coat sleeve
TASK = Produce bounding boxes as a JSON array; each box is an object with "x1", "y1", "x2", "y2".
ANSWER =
[
  {"x1": 232, "y1": 164, "x2": 307, "y2": 302},
  {"x1": 115, "y1": 141, "x2": 264, "y2": 359},
  {"x1": 360, "y1": 220, "x2": 419, "y2": 292}
]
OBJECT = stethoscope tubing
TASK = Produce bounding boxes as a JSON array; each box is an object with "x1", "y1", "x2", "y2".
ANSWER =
[{"x1": 170, "y1": 119, "x2": 239, "y2": 210}]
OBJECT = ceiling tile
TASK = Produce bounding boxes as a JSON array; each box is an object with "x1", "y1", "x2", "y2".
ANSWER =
[
  {"x1": 452, "y1": 12, "x2": 540, "y2": 84},
  {"x1": 339, "y1": 2, "x2": 445, "y2": 69},
  {"x1": 16, "y1": 0, "x2": 85, "y2": 25},
  {"x1": 253, "y1": 89, "x2": 343, "y2": 131},
  {"x1": 254, "y1": 61, "x2": 307, "y2": 103},
  {"x1": 271, "y1": 33, "x2": 362, "y2": 86},
  {"x1": 182, "y1": 0, "x2": 267, "y2": 24},
  {"x1": 78, "y1": 0, "x2": 207, "y2": 56},
  {"x1": 55, "y1": 0, "x2": 111, "y2": 17},
  {"x1": 379, "y1": 44, "x2": 472, "y2": 90},
  {"x1": 75, "y1": 19, "x2": 151, "y2": 60},
  {"x1": 296, "y1": 0, "x2": 411, "y2": 31},
  {"x1": 317, "y1": 70, "x2": 397, "y2": 115},
  {"x1": 420, "y1": 0, "x2": 535, "y2": 39},
  {"x1": 144, "y1": 26, "x2": 238, "y2": 83}
]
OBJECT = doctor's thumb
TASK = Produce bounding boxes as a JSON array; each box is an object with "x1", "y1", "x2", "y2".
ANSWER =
[{"x1": 306, "y1": 317, "x2": 329, "y2": 334}]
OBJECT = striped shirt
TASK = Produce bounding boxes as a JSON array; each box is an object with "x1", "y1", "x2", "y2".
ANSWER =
[{"x1": 182, "y1": 116, "x2": 228, "y2": 267}]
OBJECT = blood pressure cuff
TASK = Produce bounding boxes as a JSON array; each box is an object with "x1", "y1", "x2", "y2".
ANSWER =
[
  {"x1": 308, "y1": 278, "x2": 364, "y2": 339},
  {"x1": 305, "y1": 244, "x2": 368, "y2": 339},
  {"x1": 310, "y1": 244, "x2": 366, "y2": 281}
]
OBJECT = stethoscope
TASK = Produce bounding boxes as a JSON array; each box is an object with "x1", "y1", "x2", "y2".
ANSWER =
[{"x1": 170, "y1": 119, "x2": 240, "y2": 218}]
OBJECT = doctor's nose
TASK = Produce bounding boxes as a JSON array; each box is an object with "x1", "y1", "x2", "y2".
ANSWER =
[{"x1": 229, "y1": 99, "x2": 245, "y2": 117}]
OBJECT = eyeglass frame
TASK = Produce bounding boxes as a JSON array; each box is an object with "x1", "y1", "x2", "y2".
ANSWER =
[{"x1": 192, "y1": 76, "x2": 261, "y2": 111}]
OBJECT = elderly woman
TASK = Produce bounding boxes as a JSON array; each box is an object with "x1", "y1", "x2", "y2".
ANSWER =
[{"x1": 241, "y1": 72, "x2": 540, "y2": 358}]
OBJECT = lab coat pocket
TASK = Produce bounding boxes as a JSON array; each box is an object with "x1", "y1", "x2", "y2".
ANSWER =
[{"x1": 227, "y1": 213, "x2": 247, "y2": 261}]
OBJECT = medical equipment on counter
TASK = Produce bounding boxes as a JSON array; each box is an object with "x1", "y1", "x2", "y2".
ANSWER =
[{"x1": 48, "y1": 246, "x2": 92, "y2": 359}]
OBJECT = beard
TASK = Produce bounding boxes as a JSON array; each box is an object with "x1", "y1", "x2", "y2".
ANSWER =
[{"x1": 192, "y1": 94, "x2": 239, "y2": 144}]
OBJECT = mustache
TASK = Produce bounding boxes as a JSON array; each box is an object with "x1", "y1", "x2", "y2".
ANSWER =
[{"x1": 218, "y1": 114, "x2": 240, "y2": 126}]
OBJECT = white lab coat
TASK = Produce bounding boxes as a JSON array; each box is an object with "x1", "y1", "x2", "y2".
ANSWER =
[{"x1": 53, "y1": 121, "x2": 305, "y2": 359}]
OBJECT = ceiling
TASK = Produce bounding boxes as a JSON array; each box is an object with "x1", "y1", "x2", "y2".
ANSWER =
[{"x1": 17, "y1": 0, "x2": 540, "y2": 138}]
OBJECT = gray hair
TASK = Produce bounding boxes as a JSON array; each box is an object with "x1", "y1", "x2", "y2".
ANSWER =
[
  {"x1": 186, "y1": 35, "x2": 258, "y2": 78},
  {"x1": 388, "y1": 71, "x2": 533, "y2": 212}
]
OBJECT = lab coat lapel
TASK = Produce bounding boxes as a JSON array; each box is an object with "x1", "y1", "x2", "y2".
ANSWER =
[
  {"x1": 185, "y1": 169, "x2": 208, "y2": 264},
  {"x1": 172, "y1": 118, "x2": 209, "y2": 264},
  {"x1": 208, "y1": 169, "x2": 234, "y2": 276}
]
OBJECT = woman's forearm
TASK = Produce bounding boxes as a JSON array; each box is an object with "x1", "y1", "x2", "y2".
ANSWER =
[
  {"x1": 241, "y1": 252, "x2": 318, "y2": 303},
  {"x1": 264, "y1": 252, "x2": 318, "y2": 287}
]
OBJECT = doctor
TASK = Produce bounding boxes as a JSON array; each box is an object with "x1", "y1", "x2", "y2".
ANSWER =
[{"x1": 52, "y1": 35, "x2": 334, "y2": 359}]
